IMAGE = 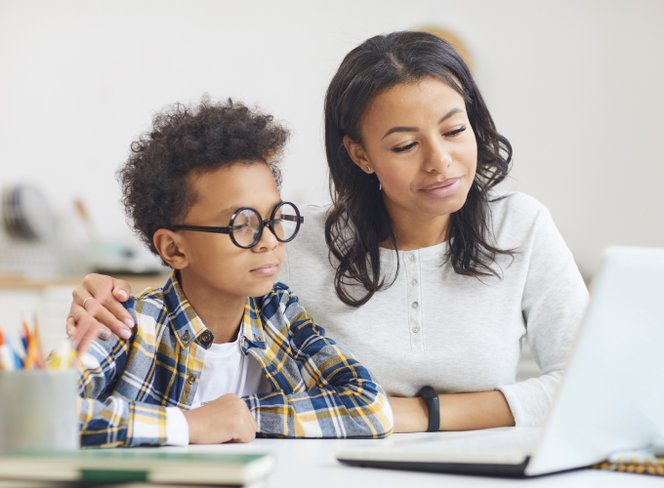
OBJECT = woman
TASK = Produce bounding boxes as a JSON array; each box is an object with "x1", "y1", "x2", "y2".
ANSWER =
[{"x1": 68, "y1": 31, "x2": 588, "y2": 432}]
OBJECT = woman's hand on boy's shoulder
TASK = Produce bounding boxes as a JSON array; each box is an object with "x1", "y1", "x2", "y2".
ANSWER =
[
  {"x1": 66, "y1": 273, "x2": 135, "y2": 355},
  {"x1": 183, "y1": 394, "x2": 257, "y2": 444}
]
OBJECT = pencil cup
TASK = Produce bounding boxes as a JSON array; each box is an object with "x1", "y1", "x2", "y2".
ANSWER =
[{"x1": 0, "y1": 370, "x2": 79, "y2": 454}]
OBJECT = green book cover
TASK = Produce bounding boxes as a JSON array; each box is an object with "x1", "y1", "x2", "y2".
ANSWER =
[{"x1": 0, "y1": 448, "x2": 274, "y2": 486}]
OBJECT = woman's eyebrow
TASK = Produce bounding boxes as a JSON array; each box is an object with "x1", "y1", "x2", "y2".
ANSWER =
[{"x1": 381, "y1": 107, "x2": 464, "y2": 140}]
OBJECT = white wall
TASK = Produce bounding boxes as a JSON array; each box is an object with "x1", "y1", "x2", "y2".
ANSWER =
[{"x1": 1, "y1": 0, "x2": 662, "y2": 278}]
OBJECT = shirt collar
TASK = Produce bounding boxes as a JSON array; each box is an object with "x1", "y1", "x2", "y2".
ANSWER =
[
  {"x1": 241, "y1": 296, "x2": 266, "y2": 350},
  {"x1": 163, "y1": 272, "x2": 212, "y2": 349},
  {"x1": 163, "y1": 271, "x2": 266, "y2": 350}
]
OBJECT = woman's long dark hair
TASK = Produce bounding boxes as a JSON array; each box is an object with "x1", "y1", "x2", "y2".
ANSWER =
[{"x1": 324, "y1": 31, "x2": 513, "y2": 307}]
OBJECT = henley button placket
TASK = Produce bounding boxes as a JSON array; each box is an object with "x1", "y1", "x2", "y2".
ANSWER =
[{"x1": 405, "y1": 251, "x2": 424, "y2": 351}]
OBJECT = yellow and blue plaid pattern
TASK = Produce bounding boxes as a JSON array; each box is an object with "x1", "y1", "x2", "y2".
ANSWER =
[{"x1": 78, "y1": 272, "x2": 393, "y2": 447}]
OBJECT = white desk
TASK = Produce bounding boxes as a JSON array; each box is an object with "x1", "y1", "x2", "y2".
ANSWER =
[
  {"x1": 0, "y1": 431, "x2": 660, "y2": 487},
  {"x1": 163, "y1": 430, "x2": 661, "y2": 488}
]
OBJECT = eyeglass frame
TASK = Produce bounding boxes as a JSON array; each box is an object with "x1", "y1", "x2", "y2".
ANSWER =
[{"x1": 168, "y1": 200, "x2": 304, "y2": 249}]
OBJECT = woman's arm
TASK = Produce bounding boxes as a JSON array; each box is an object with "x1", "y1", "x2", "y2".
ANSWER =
[
  {"x1": 495, "y1": 204, "x2": 588, "y2": 427},
  {"x1": 389, "y1": 391, "x2": 514, "y2": 432}
]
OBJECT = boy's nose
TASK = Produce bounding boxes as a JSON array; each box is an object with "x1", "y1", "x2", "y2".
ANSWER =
[{"x1": 253, "y1": 224, "x2": 279, "y2": 252}]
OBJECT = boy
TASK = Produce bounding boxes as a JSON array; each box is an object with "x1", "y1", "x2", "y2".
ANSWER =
[{"x1": 77, "y1": 99, "x2": 393, "y2": 447}]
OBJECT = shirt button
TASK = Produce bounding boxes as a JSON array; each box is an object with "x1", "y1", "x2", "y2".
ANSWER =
[
  {"x1": 412, "y1": 327, "x2": 420, "y2": 333},
  {"x1": 199, "y1": 330, "x2": 213, "y2": 346},
  {"x1": 410, "y1": 278, "x2": 418, "y2": 286},
  {"x1": 411, "y1": 301, "x2": 419, "y2": 309},
  {"x1": 408, "y1": 254, "x2": 416, "y2": 263},
  {"x1": 181, "y1": 331, "x2": 191, "y2": 342},
  {"x1": 187, "y1": 374, "x2": 197, "y2": 385}
]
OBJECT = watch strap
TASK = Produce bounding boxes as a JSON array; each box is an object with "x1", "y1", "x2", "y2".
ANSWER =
[{"x1": 417, "y1": 386, "x2": 440, "y2": 432}]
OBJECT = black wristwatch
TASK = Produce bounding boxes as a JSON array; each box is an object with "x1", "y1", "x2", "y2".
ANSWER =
[{"x1": 417, "y1": 386, "x2": 440, "y2": 432}]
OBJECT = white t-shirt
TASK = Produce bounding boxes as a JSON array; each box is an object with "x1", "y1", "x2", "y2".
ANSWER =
[
  {"x1": 190, "y1": 334, "x2": 265, "y2": 408},
  {"x1": 280, "y1": 191, "x2": 589, "y2": 427},
  {"x1": 166, "y1": 329, "x2": 266, "y2": 445}
]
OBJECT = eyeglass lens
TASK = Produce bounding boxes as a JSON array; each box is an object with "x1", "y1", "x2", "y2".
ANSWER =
[{"x1": 231, "y1": 202, "x2": 300, "y2": 248}]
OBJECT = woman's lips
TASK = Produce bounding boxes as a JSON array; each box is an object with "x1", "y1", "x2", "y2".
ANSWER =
[{"x1": 419, "y1": 177, "x2": 462, "y2": 198}]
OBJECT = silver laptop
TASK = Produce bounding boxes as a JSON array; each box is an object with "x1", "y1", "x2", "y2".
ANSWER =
[{"x1": 337, "y1": 246, "x2": 664, "y2": 477}]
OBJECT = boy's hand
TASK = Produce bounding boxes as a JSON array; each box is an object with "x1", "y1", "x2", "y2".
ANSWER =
[
  {"x1": 67, "y1": 273, "x2": 135, "y2": 355},
  {"x1": 183, "y1": 394, "x2": 257, "y2": 444}
]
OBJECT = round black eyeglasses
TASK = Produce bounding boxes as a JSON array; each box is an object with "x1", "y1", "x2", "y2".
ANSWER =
[{"x1": 169, "y1": 201, "x2": 304, "y2": 249}]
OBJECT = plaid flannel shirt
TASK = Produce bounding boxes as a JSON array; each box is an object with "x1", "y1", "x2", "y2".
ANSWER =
[{"x1": 78, "y1": 272, "x2": 393, "y2": 447}]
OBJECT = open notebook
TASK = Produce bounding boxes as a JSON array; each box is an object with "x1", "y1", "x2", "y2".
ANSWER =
[{"x1": 337, "y1": 246, "x2": 664, "y2": 477}]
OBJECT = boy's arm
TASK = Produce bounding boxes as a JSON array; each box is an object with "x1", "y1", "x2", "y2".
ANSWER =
[
  {"x1": 78, "y1": 317, "x2": 256, "y2": 447},
  {"x1": 243, "y1": 288, "x2": 393, "y2": 439},
  {"x1": 77, "y1": 330, "x2": 170, "y2": 448},
  {"x1": 78, "y1": 395, "x2": 169, "y2": 448}
]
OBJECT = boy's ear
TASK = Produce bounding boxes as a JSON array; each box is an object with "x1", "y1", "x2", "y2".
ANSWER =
[
  {"x1": 153, "y1": 228, "x2": 189, "y2": 270},
  {"x1": 342, "y1": 135, "x2": 374, "y2": 175}
]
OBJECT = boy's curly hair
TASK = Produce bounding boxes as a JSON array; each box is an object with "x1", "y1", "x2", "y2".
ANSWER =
[{"x1": 118, "y1": 97, "x2": 289, "y2": 255}]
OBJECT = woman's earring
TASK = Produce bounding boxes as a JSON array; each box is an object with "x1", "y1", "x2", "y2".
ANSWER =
[{"x1": 365, "y1": 165, "x2": 373, "y2": 174}]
